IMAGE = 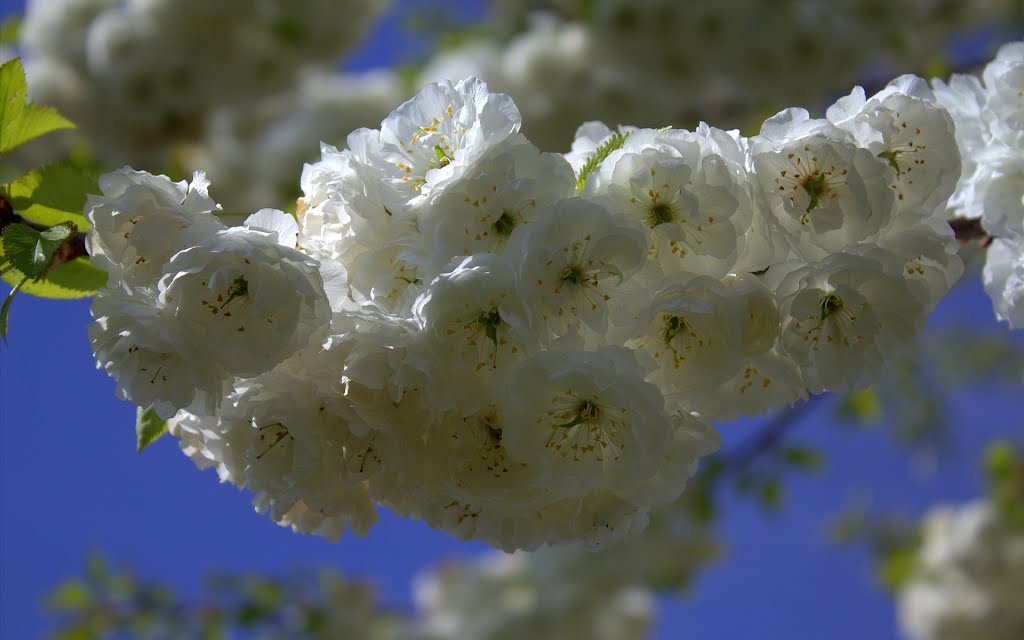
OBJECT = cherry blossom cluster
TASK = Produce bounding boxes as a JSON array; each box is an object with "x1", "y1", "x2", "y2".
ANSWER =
[
  {"x1": 87, "y1": 74, "x2": 962, "y2": 551},
  {"x1": 410, "y1": 503, "x2": 714, "y2": 639},
  {"x1": 18, "y1": 0, "x2": 388, "y2": 163},
  {"x1": 933, "y1": 42, "x2": 1024, "y2": 329},
  {"x1": 412, "y1": 549, "x2": 652, "y2": 640},
  {"x1": 190, "y1": 69, "x2": 403, "y2": 211},
  {"x1": 421, "y1": 1, "x2": 1021, "y2": 149},
  {"x1": 898, "y1": 500, "x2": 1024, "y2": 640}
]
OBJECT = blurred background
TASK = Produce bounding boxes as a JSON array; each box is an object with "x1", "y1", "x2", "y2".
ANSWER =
[{"x1": 1, "y1": 1, "x2": 1023, "y2": 638}]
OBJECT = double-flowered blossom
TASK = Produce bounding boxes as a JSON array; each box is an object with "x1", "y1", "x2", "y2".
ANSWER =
[
  {"x1": 87, "y1": 70, "x2": 965, "y2": 549},
  {"x1": 88, "y1": 170, "x2": 332, "y2": 418},
  {"x1": 934, "y1": 42, "x2": 1024, "y2": 329}
]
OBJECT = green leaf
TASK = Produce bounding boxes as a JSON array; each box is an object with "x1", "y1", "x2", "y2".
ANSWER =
[
  {"x1": 0, "y1": 15, "x2": 21, "y2": 47},
  {"x1": 781, "y1": 445, "x2": 825, "y2": 471},
  {"x1": 136, "y1": 406, "x2": 168, "y2": 452},
  {"x1": 836, "y1": 386, "x2": 882, "y2": 424},
  {"x1": 4, "y1": 257, "x2": 106, "y2": 299},
  {"x1": 1, "y1": 222, "x2": 40, "y2": 275},
  {"x1": 0, "y1": 273, "x2": 28, "y2": 343},
  {"x1": 0, "y1": 57, "x2": 75, "y2": 156},
  {"x1": 0, "y1": 235, "x2": 106, "y2": 299},
  {"x1": 877, "y1": 546, "x2": 917, "y2": 592},
  {"x1": 758, "y1": 477, "x2": 784, "y2": 512},
  {"x1": 985, "y1": 441, "x2": 1014, "y2": 483},
  {"x1": 576, "y1": 130, "x2": 631, "y2": 191},
  {"x1": 47, "y1": 581, "x2": 92, "y2": 611},
  {"x1": 6, "y1": 163, "x2": 98, "y2": 230},
  {"x1": 1, "y1": 220, "x2": 75, "y2": 278}
]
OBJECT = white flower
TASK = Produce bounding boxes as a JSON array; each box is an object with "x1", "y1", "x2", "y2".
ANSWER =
[
  {"x1": 170, "y1": 360, "x2": 381, "y2": 542},
  {"x1": 413, "y1": 549, "x2": 654, "y2": 640},
  {"x1": 586, "y1": 127, "x2": 754, "y2": 278},
  {"x1": 627, "y1": 273, "x2": 749, "y2": 398},
  {"x1": 775, "y1": 251, "x2": 924, "y2": 393},
  {"x1": 982, "y1": 42, "x2": 1024, "y2": 148},
  {"x1": 89, "y1": 288, "x2": 227, "y2": 419},
  {"x1": 827, "y1": 75, "x2": 962, "y2": 220},
  {"x1": 86, "y1": 168, "x2": 224, "y2": 287},
  {"x1": 872, "y1": 220, "x2": 963, "y2": 310},
  {"x1": 752, "y1": 109, "x2": 895, "y2": 259},
  {"x1": 898, "y1": 501, "x2": 1024, "y2": 640},
  {"x1": 412, "y1": 254, "x2": 532, "y2": 413},
  {"x1": 242, "y1": 208, "x2": 299, "y2": 248},
  {"x1": 415, "y1": 133, "x2": 575, "y2": 273},
  {"x1": 983, "y1": 237, "x2": 1024, "y2": 329},
  {"x1": 973, "y1": 148, "x2": 1024, "y2": 241},
  {"x1": 931, "y1": 73, "x2": 990, "y2": 218},
  {"x1": 354, "y1": 77, "x2": 522, "y2": 212},
  {"x1": 404, "y1": 402, "x2": 555, "y2": 551},
  {"x1": 507, "y1": 198, "x2": 647, "y2": 340},
  {"x1": 498, "y1": 347, "x2": 710, "y2": 498},
  {"x1": 158, "y1": 227, "x2": 331, "y2": 379}
]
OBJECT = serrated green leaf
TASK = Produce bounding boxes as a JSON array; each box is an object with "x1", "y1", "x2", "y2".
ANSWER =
[
  {"x1": 1, "y1": 222, "x2": 40, "y2": 276},
  {"x1": 0, "y1": 58, "x2": 75, "y2": 156},
  {"x1": 4, "y1": 257, "x2": 106, "y2": 299},
  {"x1": 0, "y1": 273, "x2": 28, "y2": 343},
  {"x1": 6, "y1": 163, "x2": 98, "y2": 230},
  {"x1": 0, "y1": 236, "x2": 106, "y2": 299},
  {"x1": 136, "y1": 406, "x2": 168, "y2": 452},
  {"x1": 1, "y1": 220, "x2": 75, "y2": 278}
]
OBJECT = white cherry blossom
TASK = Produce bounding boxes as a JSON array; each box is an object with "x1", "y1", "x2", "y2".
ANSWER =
[
  {"x1": 752, "y1": 109, "x2": 896, "y2": 259},
  {"x1": 158, "y1": 227, "x2": 331, "y2": 379},
  {"x1": 507, "y1": 198, "x2": 647, "y2": 340},
  {"x1": 775, "y1": 251, "x2": 924, "y2": 393},
  {"x1": 86, "y1": 168, "x2": 224, "y2": 288}
]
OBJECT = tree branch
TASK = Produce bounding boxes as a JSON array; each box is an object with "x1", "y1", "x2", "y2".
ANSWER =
[{"x1": 720, "y1": 394, "x2": 827, "y2": 472}]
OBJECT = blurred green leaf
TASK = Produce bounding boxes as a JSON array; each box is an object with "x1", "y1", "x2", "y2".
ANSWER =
[
  {"x1": 985, "y1": 441, "x2": 1015, "y2": 482},
  {"x1": 759, "y1": 478, "x2": 784, "y2": 512},
  {"x1": 0, "y1": 57, "x2": 75, "y2": 156},
  {"x1": 48, "y1": 581, "x2": 92, "y2": 611},
  {"x1": 6, "y1": 163, "x2": 98, "y2": 230},
  {"x1": 780, "y1": 445, "x2": 825, "y2": 471},
  {"x1": 836, "y1": 386, "x2": 882, "y2": 424},
  {"x1": 0, "y1": 15, "x2": 21, "y2": 47},
  {"x1": 877, "y1": 546, "x2": 917, "y2": 592},
  {"x1": 1, "y1": 254, "x2": 107, "y2": 299}
]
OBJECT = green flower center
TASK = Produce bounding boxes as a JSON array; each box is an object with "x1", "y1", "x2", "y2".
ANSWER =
[
  {"x1": 647, "y1": 203, "x2": 675, "y2": 228},
  {"x1": 493, "y1": 211, "x2": 517, "y2": 237},
  {"x1": 556, "y1": 399, "x2": 603, "y2": 429},
  {"x1": 801, "y1": 172, "x2": 829, "y2": 213}
]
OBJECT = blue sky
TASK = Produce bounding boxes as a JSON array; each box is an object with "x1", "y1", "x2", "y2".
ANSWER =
[{"x1": 2, "y1": 2, "x2": 1022, "y2": 638}]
